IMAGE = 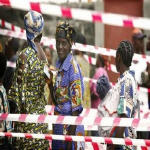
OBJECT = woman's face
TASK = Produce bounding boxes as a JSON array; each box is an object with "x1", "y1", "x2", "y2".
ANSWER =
[{"x1": 56, "y1": 38, "x2": 71, "y2": 62}]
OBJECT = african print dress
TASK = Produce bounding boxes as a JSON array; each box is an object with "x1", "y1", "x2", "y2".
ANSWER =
[
  {"x1": 52, "y1": 53, "x2": 85, "y2": 150},
  {"x1": 8, "y1": 47, "x2": 49, "y2": 150}
]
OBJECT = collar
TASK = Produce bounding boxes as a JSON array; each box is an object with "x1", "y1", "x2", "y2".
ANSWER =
[
  {"x1": 120, "y1": 70, "x2": 135, "y2": 79},
  {"x1": 56, "y1": 53, "x2": 72, "y2": 71}
]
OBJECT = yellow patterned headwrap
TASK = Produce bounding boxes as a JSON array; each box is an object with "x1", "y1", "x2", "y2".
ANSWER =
[{"x1": 55, "y1": 21, "x2": 76, "y2": 45}]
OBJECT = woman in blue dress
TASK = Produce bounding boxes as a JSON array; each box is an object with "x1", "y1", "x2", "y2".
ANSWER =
[{"x1": 49, "y1": 21, "x2": 85, "y2": 150}]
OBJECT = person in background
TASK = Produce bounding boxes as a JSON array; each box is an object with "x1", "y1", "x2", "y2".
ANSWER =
[
  {"x1": 132, "y1": 28, "x2": 146, "y2": 55},
  {"x1": 74, "y1": 33, "x2": 91, "y2": 108},
  {"x1": 49, "y1": 21, "x2": 85, "y2": 150},
  {"x1": 8, "y1": 11, "x2": 49, "y2": 149},
  {"x1": 109, "y1": 40, "x2": 138, "y2": 150},
  {"x1": 141, "y1": 62, "x2": 150, "y2": 139},
  {"x1": 131, "y1": 29, "x2": 150, "y2": 139},
  {"x1": 43, "y1": 46, "x2": 55, "y2": 105},
  {"x1": 0, "y1": 52, "x2": 12, "y2": 149},
  {"x1": 43, "y1": 46, "x2": 53, "y2": 68},
  {"x1": 90, "y1": 54, "x2": 108, "y2": 109},
  {"x1": 3, "y1": 38, "x2": 19, "y2": 93},
  {"x1": 130, "y1": 28, "x2": 147, "y2": 85}
]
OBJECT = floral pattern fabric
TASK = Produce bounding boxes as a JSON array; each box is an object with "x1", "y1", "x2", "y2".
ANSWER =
[
  {"x1": 0, "y1": 85, "x2": 12, "y2": 133},
  {"x1": 116, "y1": 70, "x2": 138, "y2": 150},
  {"x1": 52, "y1": 53, "x2": 84, "y2": 150}
]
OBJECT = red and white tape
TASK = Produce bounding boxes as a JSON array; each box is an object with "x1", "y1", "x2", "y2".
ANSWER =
[
  {"x1": 1, "y1": 0, "x2": 150, "y2": 30},
  {"x1": 45, "y1": 105, "x2": 150, "y2": 131},
  {"x1": 7, "y1": 61, "x2": 16, "y2": 68},
  {"x1": 30, "y1": 0, "x2": 97, "y2": 3},
  {"x1": 45, "y1": 105, "x2": 150, "y2": 119},
  {"x1": 0, "y1": 132, "x2": 150, "y2": 147},
  {"x1": 0, "y1": 19, "x2": 24, "y2": 33},
  {"x1": 0, "y1": 113, "x2": 150, "y2": 130}
]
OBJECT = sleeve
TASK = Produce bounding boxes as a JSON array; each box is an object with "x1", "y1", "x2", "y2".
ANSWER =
[
  {"x1": 8, "y1": 53, "x2": 28, "y2": 112},
  {"x1": 69, "y1": 63, "x2": 84, "y2": 114},
  {"x1": 117, "y1": 79, "x2": 134, "y2": 118},
  {"x1": 17, "y1": 54, "x2": 28, "y2": 101}
]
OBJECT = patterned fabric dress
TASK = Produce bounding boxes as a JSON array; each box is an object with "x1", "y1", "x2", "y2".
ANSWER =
[
  {"x1": 113, "y1": 70, "x2": 138, "y2": 150},
  {"x1": 8, "y1": 47, "x2": 49, "y2": 150},
  {"x1": 0, "y1": 85, "x2": 12, "y2": 132},
  {"x1": 52, "y1": 53, "x2": 85, "y2": 150},
  {"x1": 98, "y1": 70, "x2": 138, "y2": 150}
]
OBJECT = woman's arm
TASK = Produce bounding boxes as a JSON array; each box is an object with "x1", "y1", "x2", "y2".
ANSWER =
[
  {"x1": 46, "y1": 71, "x2": 57, "y2": 105},
  {"x1": 34, "y1": 33, "x2": 47, "y2": 61},
  {"x1": 35, "y1": 42, "x2": 47, "y2": 61}
]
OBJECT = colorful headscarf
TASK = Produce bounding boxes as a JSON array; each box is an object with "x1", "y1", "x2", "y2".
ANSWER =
[
  {"x1": 24, "y1": 10, "x2": 44, "y2": 52},
  {"x1": 55, "y1": 21, "x2": 76, "y2": 45}
]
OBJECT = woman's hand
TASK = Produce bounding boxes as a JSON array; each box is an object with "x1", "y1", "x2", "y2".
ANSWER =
[{"x1": 45, "y1": 69, "x2": 53, "y2": 85}]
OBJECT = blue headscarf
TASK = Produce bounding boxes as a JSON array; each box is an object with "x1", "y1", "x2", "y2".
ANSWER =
[
  {"x1": 24, "y1": 10, "x2": 44, "y2": 52},
  {"x1": 96, "y1": 75, "x2": 111, "y2": 100}
]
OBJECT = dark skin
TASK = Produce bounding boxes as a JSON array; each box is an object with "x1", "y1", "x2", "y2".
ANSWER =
[
  {"x1": 48, "y1": 37, "x2": 79, "y2": 150},
  {"x1": 107, "y1": 52, "x2": 129, "y2": 150},
  {"x1": 44, "y1": 47, "x2": 52, "y2": 65},
  {"x1": 132, "y1": 38, "x2": 144, "y2": 54},
  {"x1": 5, "y1": 38, "x2": 16, "y2": 60},
  {"x1": 34, "y1": 33, "x2": 47, "y2": 62}
]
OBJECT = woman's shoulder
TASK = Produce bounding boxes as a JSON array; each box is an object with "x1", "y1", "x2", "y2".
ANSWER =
[
  {"x1": 70, "y1": 56, "x2": 80, "y2": 73},
  {"x1": 18, "y1": 47, "x2": 36, "y2": 62},
  {"x1": 19, "y1": 47, "x2": 34, "y2": 56}
]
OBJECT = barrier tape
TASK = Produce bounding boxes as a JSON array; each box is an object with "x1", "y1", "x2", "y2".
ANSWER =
[
  {"x1": 29, "y1": 0, "x2": 97, "y2": 3},
  {"x1": 0, "y1": 132, "x2": 150, "y2": 147},
  {"x1": 0, "y1": 19, "x2": 24, "y2": 32},
  {"x1": 1, "y1": 0, "x2": 150, "y2": 30},
  {"x1": 7, "y1": 61, "x2": 16, "y2": 68},
  {"x1": 45, "y1": 105, "x2": 150, "y2": 131},
  {"x1": 45, "y1": 105, "x2": 150, "y2": 119},
  {"x1": 0, "y1": 113, "x2": 150, "y2": 130}
]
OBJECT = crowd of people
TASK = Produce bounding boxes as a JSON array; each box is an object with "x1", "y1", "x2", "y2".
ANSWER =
[{"x1": 0, "y1": 10, "x2": 150, "y2": 150}]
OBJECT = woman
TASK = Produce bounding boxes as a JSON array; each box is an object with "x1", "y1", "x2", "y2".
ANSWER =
[
  {"x1": 49, "y1": 21, "x2": 84, "y2": 150},
  {"x1": 8, "y1": 11, "x2": 49, "y2": 150},
  {"x1": 90, "y1": 54, "x2": 108, "y2": 108},
  {"x1": 98, "y1": 41, "x2": 138, "y2": 150}
]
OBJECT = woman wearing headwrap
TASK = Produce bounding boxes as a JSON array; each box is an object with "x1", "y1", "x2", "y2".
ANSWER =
[
  {"x1": 49, "y1": 21, "x2": 85, "y2": 150},
  {"x1": 8, "y1": 11, "x2": 49, "y2": 149}
]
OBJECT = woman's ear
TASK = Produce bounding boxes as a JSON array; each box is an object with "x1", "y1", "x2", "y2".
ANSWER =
[{"x1": 116, "y1": 52, "x2": 121, "y2": 63}]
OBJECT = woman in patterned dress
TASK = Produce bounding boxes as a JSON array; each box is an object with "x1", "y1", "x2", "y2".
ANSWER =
[
  {"x1": 8, "y1": 11, "x2": 49, "y2": 150},
  {"x1": 98, "y1": 41, "x2": 138, "y2": 150},
  {"x1": 49, "y1": 21, "x2": 85, "y2": 150}
]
